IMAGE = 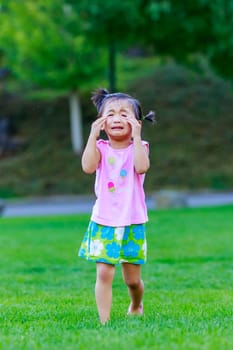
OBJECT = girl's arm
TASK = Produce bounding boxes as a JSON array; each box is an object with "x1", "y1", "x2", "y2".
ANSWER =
[
  {"x1": 81, "y1": 134, "x2": 100, "y2": 174},
  {"x1": 81, "y1": 116, "x2": 106, "y2": 174},
  {"x1": 126, "y1": 116, "x2": 150, "y2": 174},
  {"x1": 133, "y1": 135, "x2": 150, "y2": 174}
]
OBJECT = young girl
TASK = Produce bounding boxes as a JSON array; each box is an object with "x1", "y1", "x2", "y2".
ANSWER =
[{"x1": 78, "y1": 88, "x2": 155, "y2": 324}]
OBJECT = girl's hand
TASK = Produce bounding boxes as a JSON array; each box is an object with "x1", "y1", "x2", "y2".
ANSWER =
[
  {"x1": 126, "y1": 115, "x2": 142, "y2": 139},
  {"x1": 90, "y1": 115, "x2": 107, "y2": 139}
]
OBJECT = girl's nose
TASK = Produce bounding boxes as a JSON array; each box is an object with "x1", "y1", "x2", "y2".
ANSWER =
[{"x1": 112, "y1": 113, "x2": 121, "y2": 121}]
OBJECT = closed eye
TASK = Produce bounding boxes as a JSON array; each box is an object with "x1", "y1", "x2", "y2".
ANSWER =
[{"x1": 121, "y1": 114, "x2": 127, "y2": 118}]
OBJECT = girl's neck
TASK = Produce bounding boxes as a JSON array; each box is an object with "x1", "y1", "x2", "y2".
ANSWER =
[{"x1": 108, "y1": 137, "x2": 132, "y2": 149}]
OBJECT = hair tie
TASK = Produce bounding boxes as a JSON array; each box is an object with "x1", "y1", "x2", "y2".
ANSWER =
[{"x1": 142, "y1": 111, "x2": 156, "y2": 123}]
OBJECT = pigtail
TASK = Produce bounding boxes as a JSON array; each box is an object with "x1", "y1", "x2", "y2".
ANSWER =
[
  {"x1": 91, "y1": 88, "x2": 109, "y2": 112},
  {"x1": 142, "y1": 110, "x2": 156, "y2": 123}
]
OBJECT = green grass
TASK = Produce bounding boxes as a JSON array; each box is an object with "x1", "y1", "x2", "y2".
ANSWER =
[{"x1": 0, "y1": 205, "x2": 232, "y2": 350}]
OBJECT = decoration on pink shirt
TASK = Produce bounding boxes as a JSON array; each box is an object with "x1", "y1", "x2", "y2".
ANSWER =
[
  {"x1": 108, "y1": 181, "x2": 115, "y2": 192},
  {"x1": 120, "y1": 169, "x2": 127, "y2": 178},
  {"x1": 108, "y1": 157, "x2": 115, "y2": 165}
]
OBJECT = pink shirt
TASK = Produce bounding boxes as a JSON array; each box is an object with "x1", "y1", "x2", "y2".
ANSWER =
[{"x1": 91, "y1": 139, "x2": 148, "y2": 226}]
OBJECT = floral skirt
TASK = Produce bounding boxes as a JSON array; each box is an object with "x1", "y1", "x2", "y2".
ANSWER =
[{"x1": 78, "y1": 221, "x2": 147, "y2": 265}]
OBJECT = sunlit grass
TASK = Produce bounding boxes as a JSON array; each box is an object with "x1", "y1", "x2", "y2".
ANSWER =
[{"x1": 0, "y1": 205, "x2": 232, "y2": 349}]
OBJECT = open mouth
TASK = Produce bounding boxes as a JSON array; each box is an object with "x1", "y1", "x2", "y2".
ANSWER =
[{"x1": 111, "y1": 126, "x2": 123, "y2": 130}]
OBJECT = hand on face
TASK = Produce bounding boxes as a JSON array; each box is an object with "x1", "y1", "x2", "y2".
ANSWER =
[
  {"x1": 90, "y1": 115, "x2": 107, "y2": 138},
  {"x1": 125, "y1": 114, "x2": 142, "y2": 139}
]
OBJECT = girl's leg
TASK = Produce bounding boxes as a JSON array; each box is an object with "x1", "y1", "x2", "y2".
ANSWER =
[
  {"x1": 121, "y1": 263, "x2": 144, "y2": 314},
  {"x1": 95, "y1": 262, "x2": 115, "y2": 323}
]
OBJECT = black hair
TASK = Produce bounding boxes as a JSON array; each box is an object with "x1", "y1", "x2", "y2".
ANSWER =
[{"x1": 91, "y1": 88, "x2": 155, "y2": 123}]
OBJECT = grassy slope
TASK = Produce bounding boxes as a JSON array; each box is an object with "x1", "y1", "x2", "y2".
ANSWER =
[
  {"x1": 128, "y1": 63, "x2": 233, "y2": 191},
  {"x1": 0, "y1": 60, "x2": 233, "y2": 198},
  {"x1": 0, "y1": 205, "x2": 232, "y2": 349}
]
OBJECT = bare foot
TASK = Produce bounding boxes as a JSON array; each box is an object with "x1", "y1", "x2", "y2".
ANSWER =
[{"x1": 127, "y1": 303, "x2": 144, "y2": 315}]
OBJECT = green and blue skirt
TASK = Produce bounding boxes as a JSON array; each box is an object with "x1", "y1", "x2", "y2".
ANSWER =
[{"x1": 78, "y1": 221, "x2": 147, "y2": 265}]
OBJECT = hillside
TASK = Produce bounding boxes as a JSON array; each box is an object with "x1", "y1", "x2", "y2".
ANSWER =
[{"x1": 0, "y1": 63, "x2": 233, "y2": 198}]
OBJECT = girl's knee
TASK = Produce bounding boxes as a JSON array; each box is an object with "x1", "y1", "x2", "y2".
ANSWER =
[
  {"x1": 124, "y1": 277, "x2": 142, "y2": 289},
  {"x1": 96, "y1": 263, "x2": 115, "y2": 283}
]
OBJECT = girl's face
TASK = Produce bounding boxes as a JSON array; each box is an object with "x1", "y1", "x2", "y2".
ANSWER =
[{"x1": 102, "y1": 99, "x2": 135, "y2": 141}]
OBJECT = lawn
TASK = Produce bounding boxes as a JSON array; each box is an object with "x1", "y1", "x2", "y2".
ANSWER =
[{"x1": 0, "y1": 205, "x2": 232, "y2": 350}]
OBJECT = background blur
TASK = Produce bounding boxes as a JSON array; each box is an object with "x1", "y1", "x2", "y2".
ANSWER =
[{"x1": 0, "y1": 0, "x2": 233, "y2": 199}]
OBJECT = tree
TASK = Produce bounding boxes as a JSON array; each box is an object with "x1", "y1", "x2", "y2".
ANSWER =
[
  {"x1": 207, "y1": 0, "x2": 233, "y2": 78},
  {"x1": 71, "y1": 0, "x2": 144, "y2": 92},
  {"x1": 71, "y1": 0, "x2": 233, "y2": 90},
  {"x1": 138, "y1": 0, "x2": 233, "y2": 80},
  {"x1": 1, "y1": 0, "x2": 232, "y2": 155},
  {"x1": 0, "y1": 0, "x2": 106, "y2": 153}
]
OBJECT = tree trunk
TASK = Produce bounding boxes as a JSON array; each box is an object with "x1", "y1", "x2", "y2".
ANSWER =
[
  {"x1": 69, "y1": 91, "x2": 83, "y2": 154},
  {"x1": 109, "y1": 41, "x2": 116, "y2": 92}
]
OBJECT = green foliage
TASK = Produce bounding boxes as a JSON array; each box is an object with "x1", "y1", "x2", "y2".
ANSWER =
[
  {"x1": 1, "y1": 0, "x2": 233, "y2": 94},
  {"x1": 141, "y1": 0, "x2": 233, "y2": 79},
  {"x1": 0, "y1": 206, "x2": 233, "y2": 349},
  {"x1": 141, "y1": 0, "x2": 215, "y2": 54},
  {"x1": 73, "y1": 0, "x2": 142, "y2": 40},
  {"x1": 70, "y1": 0, "x2": 147, "y2": 91},
  {"x1": 208, "y1": 0, "x2": 233, "y2": 77},
  {"x1": 0, "y1": 0, "x2": 106, "y2": 89}
]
